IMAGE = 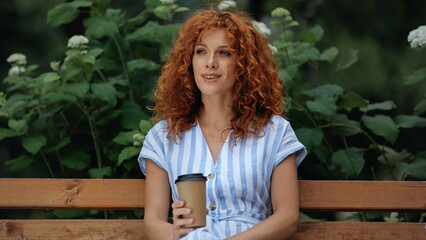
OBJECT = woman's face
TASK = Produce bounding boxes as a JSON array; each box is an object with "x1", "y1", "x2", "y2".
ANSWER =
[{"x1": 192, "y1": 29, "x2": 237, "y2": 99}]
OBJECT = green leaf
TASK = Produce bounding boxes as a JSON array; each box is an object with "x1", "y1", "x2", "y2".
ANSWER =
[
  {"x1": 0, "y1": 128, "x2": 19, "y2": 141},
  {"x1": 377, "y1": 146, "x2": 411, "y2": 165},
  {"x1": 396, "y1": 157, "x2": 426, "y2": 178},
  {"x1": 153, "y1": 6, "x2": 170, "y2": 20},
  {"x1": 118, "y1": 146, "x2": 141, "y2": 166},
  {"x1": 394, "y1": 115, "x2": 426, "y2": 128},
  {"x1": 174, "y1": 7, "x2": 189, "y2": 13},
  {"x1": 45, "y1": 137, "x2": 71, "y2": 153},
  {"x1": 91, "y1": 82, "x2": 117, "y2": 107},
  {"x1": 22, "y1": 135, "x2": 47, "y2": 155},
  {"x1": 360, "y1": 100, "x2": 396, "y2": 112},
  {"x1": 89, "y1": 167, "x2": 112, "y2": 179},
  {"x1": 47, "y1": 1, "x2": 92, "y2": 27},
  {"x1": 335, "y1": 49, "x2": 358, "y2": 72},
  {"x1": 414, "y1": 99, "x2": 426, "y2": 116},
  {"x1": 40, "y1": 93, "x2": 77, "y2": 104},
  {"x1": 120, "y1": 101, "x2": 148, "y2": 129},
  {"x1": 294, "y1": 127, "x2": 323, "y2": 153},
  {"x1": 331, "y1": 147, "x2": 364, "y2": 176},
  {"x1": 404, "y1": 67, "x2": 426, "y2": 85},
  {"x1": 59, "y1": 81, "x2": 90, "y2": 99},
  {"x1": 61, "y1": 151, "x2": 91, "y2": 170},
  {"x1": 306, "y1": 95, "x2": 337, "y2": 116},
  {"x1": 338, "y1": 91, "x2": 369, "y2": 109},
  {"x1": 123, "y1": 160, "x2": 139, "y2": 171},
  {"x1": 320, "y1": 47, "x2": 339, "y2": 62},
  {"x1": 310, "y1": 25, "x2": 324, "y2": 42},
  {"x1": 88, "y1": 48, "x2": 104, "y2": 58},
  {"x1": 139, "y1": 120, "x2": 152, "y2": 134},
  {"x1": 298, "y1": 30, "x2": 317, "y2": 44},
  {"x1": 127, "y1": 59, "x2": 160, "y2": 72},
  {"x1": 302, "y1": 84, "x2": 344, "y2": 98},
  {"x1": 113, "y1": 130, "x2": 139, "y2": 145},
  {"x1": 329, "y1": 114, "x2": 361, "y2": 137},
  {"x1": 8, "y1": 119, "x2": 28, "y2": 133},
  {"x1": 362, "y1": 115, "x2": 399, "y2": 143},
  {"x1": 81, "y1": 55, "x2": 96, "y2": 64},
  {"x1": 53, "y1": 209, "x2": 86, "y2": 218},
  {"x1": 5, "y1": 155, "x2": 34, "y2": 172},
  {"x1": 61, "y1": 65, "x2": 82, "y2": 82},
  {"x1": 37, "y1": 72, "x2": 61, "y2": 84},
  {"x1": 84, "y1": 16, "x2": 119, "y2": 38}
]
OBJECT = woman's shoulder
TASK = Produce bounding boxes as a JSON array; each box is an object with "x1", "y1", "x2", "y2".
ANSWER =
[
  {"x1": 146, "y1": 120, "x2": 168, "y2": 138},
  {"x1": 268, "y1": 114, "x2": 291, "y2": 128}
]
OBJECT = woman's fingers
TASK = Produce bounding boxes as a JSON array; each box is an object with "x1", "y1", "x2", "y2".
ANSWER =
[
  {"x1": 171, "y1": 200, "x2": 185, "y2": 209},
  {"x1": 171, "y1": 200, "x2": 195, "y2": 239}
]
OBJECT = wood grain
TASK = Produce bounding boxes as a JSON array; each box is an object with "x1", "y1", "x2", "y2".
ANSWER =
[
  {"x1": 299, "y1": 180, "x2": 426, "y2": 211},
  {"x1": 0, "y1": 219, "x2": 145, "y2": 240},
  {"x1": 291, "y1": 222, "x2": 426, "y2": 240},
  {"x1": 1, "y1": 220, "x2": 425, "y2": 240},
  {"x1": 0, "y1": 179, "x2": 145, "y2": 210}
]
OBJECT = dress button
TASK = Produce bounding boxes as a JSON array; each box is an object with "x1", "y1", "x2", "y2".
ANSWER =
[
  {"x1": 209, "y1": 203, "x2": 217, "y2": 210},
  {"x1": 207, "y1": 173, "x2": 215, "y2": 179}
]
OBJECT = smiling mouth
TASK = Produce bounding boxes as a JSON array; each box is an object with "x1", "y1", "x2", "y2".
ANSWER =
[{"x1": 201, "y1": 74, "x2": 222, "y2": 81}]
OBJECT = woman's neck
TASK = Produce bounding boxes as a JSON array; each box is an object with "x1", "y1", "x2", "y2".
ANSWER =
[{"x1": 198, "y1": 95, "x2": 233, "y2": 129}]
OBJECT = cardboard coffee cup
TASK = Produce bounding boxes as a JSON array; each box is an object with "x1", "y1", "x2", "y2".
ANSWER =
[{"x1": 175, "y1": 173, "x2": 207, "y2": 228}]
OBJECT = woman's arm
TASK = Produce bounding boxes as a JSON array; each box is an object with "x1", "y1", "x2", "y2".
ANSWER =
[
  {"x1": 226, "y1": 153, "x2": 299, "y2": 240},
  {"x1": 144, "y1": 159, "x2": 194, "y2": 240}
]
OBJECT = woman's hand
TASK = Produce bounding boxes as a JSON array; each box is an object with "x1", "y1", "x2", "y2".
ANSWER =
[{"x1": 171, "y1": 200, "x2": 195, "y2": 240}]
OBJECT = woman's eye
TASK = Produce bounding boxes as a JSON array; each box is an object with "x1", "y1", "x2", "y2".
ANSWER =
[
  {"x1": 219, "y1": 50, "x2": 231, "y2": 56},
  {"x1": 196, "y1": 49, "x2": 206, "y2": 54}
]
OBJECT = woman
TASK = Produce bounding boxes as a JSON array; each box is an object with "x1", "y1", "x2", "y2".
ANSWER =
[{"x1": 138, "y1": 8, "x2": 306, "y2": 240}]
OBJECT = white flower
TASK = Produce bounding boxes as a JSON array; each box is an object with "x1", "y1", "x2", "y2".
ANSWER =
[
  {"x1": 252, "y1": 20, "x2": 271, "y2": 36},
  {"x1": 133, "y1": 133, "x2": 145, "y2": 146},
  {"x1": 269, "y1": 44, "x2": 278, "y2": 54},
  {"x1": 8, "y1": 66, "x2": 25, "y2": 76},
  {"x1": 218, "y1": 0, "x2": 237, "y2": 11},
  {"x1": 159, "y1": 0, "x2": 175, "y2": 4},
  {"x1": 408, "y1": 25, "x2": 426, "y2": 48},
  {"x1": 67, "y1": 35, "x2": 89, "y2": 49},
  {"x1": 7, "y1": 53, "x2": 27, "y2": 65}
]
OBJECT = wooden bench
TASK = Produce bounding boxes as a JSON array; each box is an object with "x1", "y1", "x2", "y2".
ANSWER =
[{"x1": 0, "y1": 179, "x2": 425, "y2": 239}]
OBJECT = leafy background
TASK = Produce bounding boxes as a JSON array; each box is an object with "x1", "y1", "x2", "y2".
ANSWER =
[{"x1": 1, "y1": 0, "x2": 425, "y2": 222}]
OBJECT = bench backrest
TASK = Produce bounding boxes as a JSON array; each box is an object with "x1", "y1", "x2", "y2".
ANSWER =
[{"x1": 1, "y1": 179, "x2": 425, "y2": 239}]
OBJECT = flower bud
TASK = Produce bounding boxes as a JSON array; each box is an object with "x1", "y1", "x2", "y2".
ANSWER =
[
  {"x1": 50, "y1": 61, "x2": 60, "y2": 71},
  {"x1": 8, "y1": 66, "x2": 25, "y2": 76},
  {"x1": 407, "y1": 25, "x2": 426, "y2": 48},
  {"x1": 67, "y1": 35, "x2": 89, "y2": 49},
  {"x1": 7, "y1": 53, "x2": 27, "y2": 65},
  {"x1": 218, "y1": 0, "x2": 237, "y2": 11},
  {"x1": 271, "y1": 7, "x2": 290, "y2": 18},
  {"x1": 252, "y1": 20, "x2": 271, "y2": 36}
]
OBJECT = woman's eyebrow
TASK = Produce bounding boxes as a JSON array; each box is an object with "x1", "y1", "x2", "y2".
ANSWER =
[{"x1": 195, "y1": 43, "x2": 229, "y2": 49}]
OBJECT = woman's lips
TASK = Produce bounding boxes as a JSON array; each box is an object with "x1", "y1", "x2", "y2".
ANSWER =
[{"x1": 201, "y1": 73, "x2": 222, "y2": 81}]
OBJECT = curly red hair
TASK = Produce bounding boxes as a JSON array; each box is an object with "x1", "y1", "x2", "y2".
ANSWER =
[{"x1": 153, "y1": 9, "x2": 285, "y2": 142}]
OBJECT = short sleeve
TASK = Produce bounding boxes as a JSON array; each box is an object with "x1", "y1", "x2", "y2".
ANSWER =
[
  {"x1": 274, "y1": 118, "x2": 307, "y2": 168},
  {"x1": 138, "y1": 121, "x2": 168, "y2": 176}
]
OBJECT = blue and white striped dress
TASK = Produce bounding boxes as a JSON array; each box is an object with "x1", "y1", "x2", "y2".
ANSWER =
[{"x1": 138, "y1": 115, "x2": 306, "y2": 239}]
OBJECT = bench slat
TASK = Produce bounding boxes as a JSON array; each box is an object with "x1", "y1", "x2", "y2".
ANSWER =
[
  {"x1": 299, "y1": 180, "x2": 426, "y2": 211},
  {"x1": 1, "y1": 179, "x2": 425, "y2": 211},
  {"x1": 291, "y1": 222, "x2": 426, "y2": 240},
  {"x1": 0, "y1": 220, "x2": 145, "y2": 240},
  {"x1": 1, "y1": 220, "x2": 424, "y2": 240},
  {"x1": 0, "y1": 179, "x2": 145, "y2": 210}
]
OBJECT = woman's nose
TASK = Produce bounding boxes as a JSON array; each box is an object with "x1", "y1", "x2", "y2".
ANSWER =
[{"x1": 206, "y1": 55, "x2": 217, "y2": 69}]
